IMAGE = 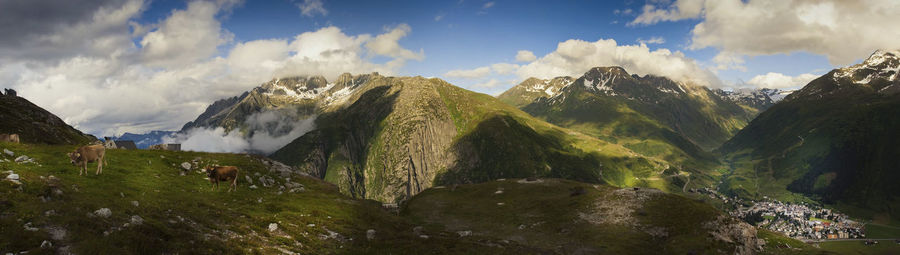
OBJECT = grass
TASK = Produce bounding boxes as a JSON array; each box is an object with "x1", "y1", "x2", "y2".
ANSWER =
[
  {"x1": 403, "y1": 178, "x2": 761, "y2": 254},
  {"x1": 0, "y1": 142, "x2": 514, "y2": 254},
  {"x1": 817, "y1": 240, "x2": 900, "y2": 255},
  {"x1": 865, "y1": 223, "x2": 900, "y2": 239}
]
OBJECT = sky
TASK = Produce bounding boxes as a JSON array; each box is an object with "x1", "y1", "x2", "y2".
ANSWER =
[{"x1": 0, "y1": 0, "x2": 898, "y2": 137}]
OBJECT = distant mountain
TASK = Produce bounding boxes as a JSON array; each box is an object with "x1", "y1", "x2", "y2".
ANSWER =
[
  {"x1": 500, "y1": 67, "x2": 759, "y2": 152},
  {"x1": 497, "y1": 76, "x2": 574, "y2": 108},
  {"x1": 182, "y1": 74, "x2": 373, "y2": 134},
  {"x1": 108, "y1": 131, "x2": 177, "y2": 149},
  {"x1": 720, "y1": 49, "x2": 900, "y2": 218},
  {"x1": 713, "y1": 88, "x2": 794, "y2": 112},
  {"x1": 266, "y1": 74, "x2": 692, "y2": 203},
  {"x1": 0, "y1": 90, "x2": 96, "y2": 145}
]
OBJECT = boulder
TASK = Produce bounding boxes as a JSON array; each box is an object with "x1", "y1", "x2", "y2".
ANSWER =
[
  {"x1": 180, "y1": 162, "x2": 192, "y2": 171},
  {"x1": 366, "y1": 229, "x2": 376, "y2": 240},
  {"x1": 130, "y1": 215, "x2": 143, "y2": 225},
  {"x1": 94, "y1": 208, "x2": 112, "y2": 218}
]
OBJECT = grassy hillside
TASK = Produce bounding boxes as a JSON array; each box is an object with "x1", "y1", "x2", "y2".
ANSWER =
[
  {"x1": 271, "y1": 76, "x2": 699, "y2": 203},
  {"x1": 405, "y1": 178, "x2": 770, "y2": 254},
  {"x1": 0, "y1": 94, "x2": 95, "y2": 145},
  {"x1": 719, "y1": 74, "x2": 900, "y2": 221},
  {"x1": 0, "y1": 142, "x2": 518, "y2": 254}
]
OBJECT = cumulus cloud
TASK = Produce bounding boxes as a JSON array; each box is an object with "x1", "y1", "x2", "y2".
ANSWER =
[
  {"x1": 517, "y1": 38, "x2": 722, "y2": 87},
  {"x1": 636, "y1": 36, "x2": 666, "y2": 45},
  {"x1": 515, "y1": 50, "x2": 537, "y2": 62},
  {"x1": 140, "y1": 1, "x2": 233, "y2": 68},
  {"x1": 491, "y1": 63, "x2": 519, "y2": 75},
  {"x1": 632, "y1": 0, "x2": 900, "y2": 66},
  {"x1": 483, "y1": 2, "x2": 495, "y2": 9},
  {"x1": 296, "y1": 0, "x2": 327, "y2": 17},
  {"x1": 166, "y1": 112, "x2": 316, "y2": 154},
  {"x1": 745, "y1": 72, "x2": 818, "y2": 89},
  {"x1": 472, "y1": 79, "x2": 503, "y2": 89},
  {"x1": 0, "y1": 1, "x2": 423, "y2": 137},
  {"x1": 365, "y1": 24, "x2": 425, "y2": 61},
  {"x1": 444, "y1": 66, "x2": 492, "y2": 79}
]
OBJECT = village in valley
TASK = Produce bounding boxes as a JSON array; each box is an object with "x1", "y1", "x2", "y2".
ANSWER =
[{"x1": 691, "y1": 187, "x2": 867, "y2": 242}]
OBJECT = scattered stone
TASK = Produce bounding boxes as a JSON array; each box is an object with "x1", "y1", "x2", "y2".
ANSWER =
[
  {"x1": 419, "y1": 235, "x2": 429, "y2": 239},
  {"x1": 249, "y1": 185, "x2": 258, "y2": 189},
  {"x1": 4, "y1": 173, "x2": 20, "y2": 184},
  {"x1": 23, "y1": 222, "x2": 39, "y2": 231},
  {"x1": 181, "y1": 162, "x2": 192, "y2": 171},
  {"x1": 494, "y1": 190, "x2": 503, "y2": 194},
  {"x1": 40, "y1": 240, "x2": 52, "y2": 249},
  {"x1": 245, "y1": 175, "x2": 253, "y2": 184},
  {"x1": 120, "y1": 192, "x2": 125, "y2": 198},
  {"x1": 456, "y1": 230, "x2": 472, "y2": 237},
  {"x1": 131, "y1": 201, "x2": 139, "y2": 207},
  {"x1": 3, "y1": 148, "x2": 13, "y2": 156},
  {"x1": 366, "y1": 229, "x2": 376, "y2": 240},
  {"x1": 413, "y1": 226, "x2": 424, "y2": 235},
  {"x1": 307, "y1": 224, "x2": 316, "y2": 227},
  {"x1": 94, "y1": 208, "x2": 112, "y2": 218},
  {"x1": 47, "y1": 227, "x2": 66, "y2": 240},
  {"x1": 15, "y1": 155, "x2": 31, "y2": 163},
  {"x1": 130, "y1": 215, "x2": 143, "y2": 225},
  {"x1": 497, "y1": 178, "x2": 506, "y2": 181},
  {"x1": 497, "y1": 202, "x2": 505, "y2": 206},
  {"x1": 44, "y1": 210, "x2": 56, "y2": 217},
  {"x1": 518, "y1": 224, "x2": 526, "y2": 230}
]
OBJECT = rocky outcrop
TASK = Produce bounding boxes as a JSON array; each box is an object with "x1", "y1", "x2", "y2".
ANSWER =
[
  {"x1": 0, "y1": 91, "x2": 96, "y2": 144},
  {"x1": 703, "y1": 215, "x2": 763, "y2": 254}
]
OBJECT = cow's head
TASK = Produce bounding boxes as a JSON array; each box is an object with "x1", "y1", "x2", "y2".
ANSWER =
[
  {"x1": 67, "y1": 152, "x2": 80, "y2": 165},
  {"x1": 204, "y1": 165, "x2": 215, "y2": 178}
]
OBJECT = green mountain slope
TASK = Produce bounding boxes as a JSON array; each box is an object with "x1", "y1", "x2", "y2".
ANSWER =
[
  {"x1": 719, "y1": 49, "x2": 900, "y2": 220},
  {"x1": 0, "y1": 91, "x2": 96, "y2": 145},
  {"x1": 404, "y1": 179, "x2": 768, "y2": 254},
  {"x1": 0, "y1": 142, "x2": 523, "y2": 254},
  {"x1": 5, "y1": 142, "x2": 839, "y2": 254},
  {"x1": 270, "y1": 75, "x2": 693, "y2": 203}
]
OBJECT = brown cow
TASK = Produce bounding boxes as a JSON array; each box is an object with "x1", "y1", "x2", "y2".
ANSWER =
[
  {"x1": 204, "y1": 165, "x2": 239, "y2": 192},
  {"x1": 0, "y1": 134, "x2": 19, "y2": 143},
  {"x1": 67, "y1": 144, "x2": 106, "y2": 176}
]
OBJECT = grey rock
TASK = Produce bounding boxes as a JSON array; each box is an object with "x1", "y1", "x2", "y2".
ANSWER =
[
  {"x1": 268, "y1": 223, "x2": 279, "y2": 232},
  {"x1": 40, "y1": 240, "x2": 52, "y2": 249},
  {"x1": 130, "y1": 215, "x2": 143, "y2": 225},
  {"x1": 181, "y1": 162, "x2": 192, "y2": 171},
  {"x1": 3, "y1": 148, "x2": 13, "y2": 156},
  {"x1": 131, "y1": 200, "x2": 139, "y2": 207},
  {"x1": 456, "y1": 230, "x2": 472, "y2": 237},
  {"x1": 94, "y1": 208, "x2": 112, "y2": 218},
  {"x1": 366, "y1": 229, "x2": 376, "y2": 240}
]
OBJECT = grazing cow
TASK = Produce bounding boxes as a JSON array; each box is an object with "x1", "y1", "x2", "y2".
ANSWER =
[
  {"x1": 204, "y1": 165, "x2": 239, "y2": 192},
  {"x1": 67, "y1": 144, "x2": 106, "y2": 176},
  {"x1": 0, "y1": 134, "x2": 19, "y2": 143}
]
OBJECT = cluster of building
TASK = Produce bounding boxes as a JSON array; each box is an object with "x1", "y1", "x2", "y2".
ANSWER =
[
  {"x1": 731, "y1": 199, "x2": 865, "y2": 240},
  {"x1": 102, "y1": 137, "x2": 180, "y2": 151}
]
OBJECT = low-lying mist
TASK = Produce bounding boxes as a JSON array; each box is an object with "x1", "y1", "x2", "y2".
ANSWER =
[{"x1": 164, "y1": 111, "x2": 317, "y2": 154}]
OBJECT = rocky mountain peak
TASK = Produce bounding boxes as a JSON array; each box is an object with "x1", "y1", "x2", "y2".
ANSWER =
[{"x1": 834, "y1": 49, "x2": 900, "y2": 84}]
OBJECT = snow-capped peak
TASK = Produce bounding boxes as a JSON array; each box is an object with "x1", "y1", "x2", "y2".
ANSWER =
[{"x1": 835, "y1": 49, "x2": 900, "y2": 84}]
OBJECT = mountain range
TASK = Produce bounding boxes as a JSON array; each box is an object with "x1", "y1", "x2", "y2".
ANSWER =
[{"x1": 720, "y1": 49, "x2": 900, "y2": 219}]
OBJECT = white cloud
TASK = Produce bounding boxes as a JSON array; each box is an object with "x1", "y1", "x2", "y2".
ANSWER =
[
  {"x1": 491, "y1": 63, "x2": 519, "y2": 75},
  {"x1": 515, "y1": 50, "x2": 537, "y2": 62},
  {"x1": 435, "y1": 13, "x2": 445, "y2": 21},
  {"x1": 636, "y1": 36, "x2": 666, "y2": 45},
  {"x1": 746, "y1": 72, "x2": 818, "y2": 89},
  {"x1": 632, "y1": 0, "x2": 900, "y2": 66},
  {"x1": 0, "y1": 2, "x2": 423, "y2": 137},
  {"x1": 166, "y1": 112, "x2": 316, "y2": 154},
  {"x1": 473, "y1": 79, "x2": 503, "y2": 89},
  {"x1": 483, "y1": 2, "x2": 495, "y2": 9},
  {"x1": 712, "y1": 51, "x2": 746, "y2": 71},
  {"x1": 444, "y1": 66, "x2": 492, "y2": 79},
  {"x1": 140, "y1": 1, "x2": 233, "y2": 68},
  {"x1": 365, "y1": 24, "x2": 425, "y2": 61},
  {"x1": 517, "y1": 38, "x2": 721, "y2": 87},
  {"x1": 297, "y1": 0, "x2": 327, "y2": 17}
]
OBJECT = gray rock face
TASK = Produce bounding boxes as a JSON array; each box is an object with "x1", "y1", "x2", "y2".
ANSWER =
[{"x1": 703, "y1": 215, "x2": 761, "y2": 255}]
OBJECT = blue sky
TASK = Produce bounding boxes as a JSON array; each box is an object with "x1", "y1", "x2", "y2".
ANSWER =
[
  {"x1": 1, "y1": 0, "x2": 896, "y2": 135},
  {"x1": 138, "y1": 0, "x2": 836, "y2": 92}
]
